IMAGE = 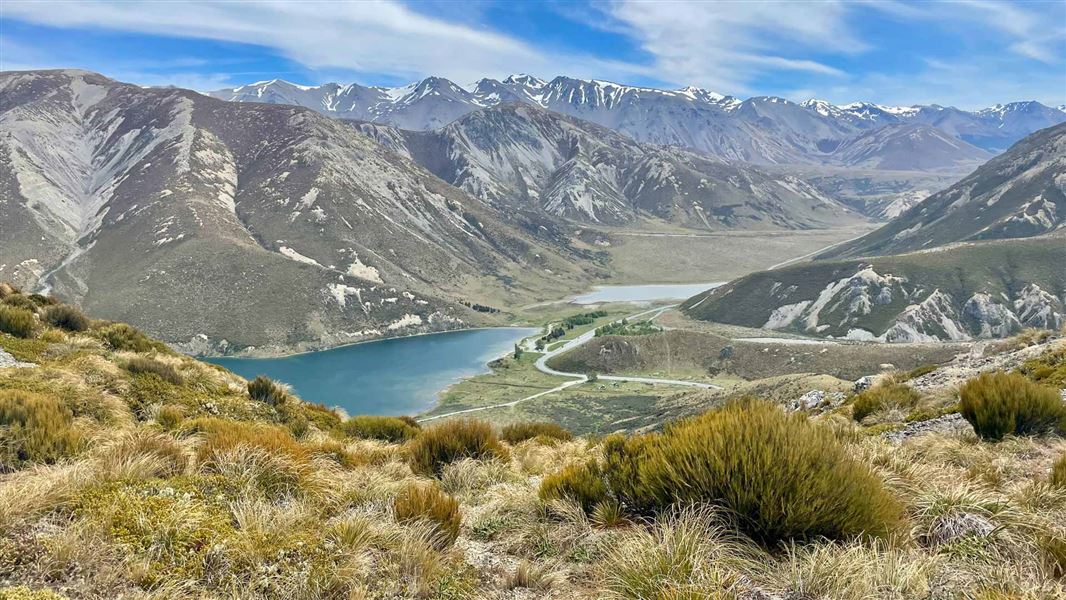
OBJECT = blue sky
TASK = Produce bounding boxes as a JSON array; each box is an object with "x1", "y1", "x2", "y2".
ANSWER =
[{"x1": 2, "y1": 0, "x2": 1064, "y2": 109}]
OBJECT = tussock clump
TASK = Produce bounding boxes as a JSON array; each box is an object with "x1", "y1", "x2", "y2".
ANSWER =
[
  {"x1": 0, "y1": 390, "x2": 84, "y2": 470},
  {"x1": 959, "y1": 371, "x2": 1065, "y2": 440},
  {"x1": 95, "y1": 323, "x2": 167, "y2": 353},
  {"x1": 343, "y1": 414, "x2": 420, "y2": 442},
  {"x1": 2, "y1": 294, "x2": 39, "y2": 312},
  {"x1": 500, "y1": 421, "x2": 573, "y2": 444},
  {"x1": 393, "y1": 482, "x2": 462, "y2": 549},
  {"x1": 0, "y1": 305, "x2": 38, "y2": 339},
  {"x1": 539, "y1": 461, "x2": 608, "y2": 513},
  {"x1": 852, "y1": 382, "x2": 921, "y2": 422},
  {"x1": 0, "y1": 587, "x2": 67, "y2": 599},
  {"x1": 0, "y1": 282, "x2": 18, "y2": 298},
  {"x1": 407, "y1": 418, "x2": 509, "y2": 477},
  {"x1": 43, "y1": 304, "x2": 89, "y2": 332},
  {"x1": 542, "y1": 400, "x2": 902, "y2": 545},
  {"x1": 1051, "y1": 454, "x2": 1066, "y2": 488},
  {"x1": 505, "y1": 560, "x2": 556, "y2": 591},
  {"x1": 124, "y1": 357, "x2": 183, "y2": 385},
  {"x1": 247, "y1": 375, "x2": 289, "y2": 407}
]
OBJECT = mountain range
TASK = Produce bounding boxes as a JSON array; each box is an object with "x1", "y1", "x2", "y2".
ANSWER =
[
  {"x1": 0, "y1": 69, "x2": 600, "y2": 354},
  {"x1": 684, "y1": 123, "x2": 1066, "y2": 342},
  {"x1": 210, "y1": 75, "x2": 1065, "y2": 167}
]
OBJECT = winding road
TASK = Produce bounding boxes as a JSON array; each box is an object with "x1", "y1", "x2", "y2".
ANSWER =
[{"x1": 420, "y1": 305, "x2": 720, "y2": 422}]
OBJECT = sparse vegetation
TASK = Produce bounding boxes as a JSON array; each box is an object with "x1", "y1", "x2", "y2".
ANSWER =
[
  {"x1": 342, "y1": 414, "x2": 420, "y2": 442},
  {"x1": 0, "y1": 305, "x2": 37, "y2": 339},
  {"x1": 43, "y1": 304, "x2": 89, "y2": 332},
  {"x1": 407, "y1": 418, "x2": 509, "y2": 476},
  {"x1": 501, "y1": 421, "x2": 572, "y2": 444},
  {"x1": 393, "y1": 482, "x2": 462, "y2": 549},
  {"x1": 959, "y1": 371, "x2": 1065, "y2": 440}
]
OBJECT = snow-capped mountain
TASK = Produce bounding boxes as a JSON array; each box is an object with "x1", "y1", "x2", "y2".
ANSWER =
[
  {"x1": 210, "y1": 75, "x2": 1066, "y2": 165},
  {"x1": 0, "y1": 70, "x2": 598, "y2": 353},
  {"x1": 356, "y1": 103, "x2": 863, "y2": 229}
]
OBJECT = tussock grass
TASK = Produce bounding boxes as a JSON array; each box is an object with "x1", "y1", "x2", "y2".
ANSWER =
[
  {"x1": 0, "y1": 390, "x2": 84, "y2": 470},
  {"x1": 393, "y1": 482, "x2": 461, "y2": 549},
  {"x1": 95, "y1": 323, "x2": 167, "y2": 353},
  {"x1": 407, "y1": 418, "x2": 509, "y2": 477},
  {"x1": 1051, "y1": 454, "x2": 1066, "y2": 488},
  {"x1": 959, "y1": 371, "x2": 1065, "y2": 440},
  {"x1": 342, "y1": 414, "x2": 419, "y2": 442},
  {"x1": 246, "y1": 375, "x2": 289, "y2": 407},
  {"x1": 124, "y1": 356, "x2": 183, "y2": 385},
  {"x1": 851, "y1": 382, "x2": 921, "y2": 422},
  {"x1": 0, "y1": 305, "x2": 38, "y2": 339},
  {"x1": 504, "y1": 560, "x2": 557, "y2": 591},
  {"x1": 500, "y1": 421, "x2": 572, "y2": 444},
  {"x1": 43, "y1": 305, "x2": 89, "y2": 333},
  {"x1": 2, "y1": 293, "x2": 39, "y2": 312}
]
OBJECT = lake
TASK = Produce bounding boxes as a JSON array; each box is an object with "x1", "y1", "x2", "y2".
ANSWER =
[
  {"x1": 571, "y1": 282, "x2": 725, "y2": 304},
  {"x1": 205, "y1": 327, "x2": 537, "y2": 416}
]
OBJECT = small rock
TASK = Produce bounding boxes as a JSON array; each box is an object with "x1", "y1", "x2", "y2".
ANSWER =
[
  {"x1": 853, "y1": 375, "x2": 876, "y2": 392},
  {"x1": 0, "y1": 349, "x2": 35, "y2": 369},
  {"x1": 787, "y1": 390, "x2": 846, "y2": 413},
  {"x1": 878, "y1": 363, "x2": 896, "y2": 371},
  {"x1": 882, "y1": 413, "x2": 969, "y2": 442},
  {"x1": 926, "y1": 512, "x2": 995, "y2": 546}
]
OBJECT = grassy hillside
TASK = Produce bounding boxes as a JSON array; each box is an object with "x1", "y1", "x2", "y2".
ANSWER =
[
  {"x1": 2, "y1": 284, "x2": 1066, "y2": 599},
  {"x1": 683, "y1": 233, "x2": 1066, "y2": 341}
]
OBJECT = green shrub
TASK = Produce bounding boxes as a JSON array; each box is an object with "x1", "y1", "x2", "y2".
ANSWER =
[
  {"x1": 393, "y1": 482, "x2": 462, "y2": 549},
  {"x1": 125, "y1": 357, "x2": 184, "y2": 385},
  {"x1": 247, "y1": 375, "x2": 289, "y2": 407},
  {"x1": 539, "y1": 461, "x2": 609, "y2": 513},
  {"x1": 96, "y1": 323, "x2": 167, "y2": 352},
  {"x1": 43, "y1": 304, "x2": 89, "y2": 332},
  {"x1": 342, "y1": 415, "x2": 420, "y2": 442},
  {"x1": 28, "y1": 294, "x2": 58, "y2": 308},
  {"x1": 0, "y1": 587, "x2": 67, "y2": 600},
  {"x1": 500, "y1": 421, "x2": 572, "y2": 444},
  {"x1": 1, "y1": 294, "x2": 38, "y2": 312},
  {"x1": 851, "y1": 383, "x2": 921, "y2": 422},
  {"x1": 958, "y1": 371, "x2": 1065, "y2": 440},
  {"x1": 0, "y1": 390, "x2": 84, "y2": 470},
  {"x1": 1051, "y1": 454, "x2": 1066, "y2": 488},
  {"x1": 0, "y1": 305, "x2": 37, "y2": 339},
  {"x1": 407, "y1": 418, "x2": 509, "y2": 477},
  {"x1": 1018, "y1": 345, "x2": 1066, "y2": 387}
]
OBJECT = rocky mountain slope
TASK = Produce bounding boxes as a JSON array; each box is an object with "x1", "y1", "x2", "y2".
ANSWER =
[
  {"x1": 0, "y1": 70, "x2": 597, "y2": 354},
  {"x1": 821, "y1": 122, "x2": 1066, "y2": 259},
  {"x1": 683, "y1": 232, "x2": 1066, "y2": 342},
  {"x1": 356, "y1": 103, "x2": 863, "y2": 229},
  {"x1": 212, "y1": 75, "x2": 1064, "y2": 165}
]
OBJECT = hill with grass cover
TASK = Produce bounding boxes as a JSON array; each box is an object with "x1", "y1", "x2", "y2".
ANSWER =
[
  {"x1": 2, "y1": 285, "x2": 1066, "y2": 598},
  {"x1": 683, "y1": 233, "x2": 1066, "y2": 342}
]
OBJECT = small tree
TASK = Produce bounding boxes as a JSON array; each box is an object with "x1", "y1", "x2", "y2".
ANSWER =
[
  {"x1": 587, "y1": 371, "x2": 599, "y2": 382},
  {"x1": 514, "y1": 343, "x2": 523, "y2": 360}
]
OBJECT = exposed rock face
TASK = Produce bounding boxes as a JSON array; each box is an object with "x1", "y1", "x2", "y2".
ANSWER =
[
  {"x1": 0, "y1": 349, "x2": 35, "y2": 369},
  {"x1": 684, "y1": 234, "x2": 1066, "y2": 342}
]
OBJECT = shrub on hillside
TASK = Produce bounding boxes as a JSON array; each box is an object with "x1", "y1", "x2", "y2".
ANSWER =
[
  {"x1": 541, "y1": 400, "x2": 902, "y2": 545},
  {"x1": 1018, "y1": 345, "x2": 1066, "y2": 387},
  {"x1": 0, "y1": 390, "x2": 84, "y2": 470},
  {"x1": 539, "y1": 461, "x2": 609, "y2": 513},
  {"x1": 96, "y1": 323, "x2": 167, "y2": 353},
  {"x1": 43, "y1": 304, "x2": 89, "y2": 332},
  {"x1": 407, "y1": 418, "x2": 509, "y2": 477},
  {"x1": 958, "y1": 371, "x2": 1065, "y2": 440},
  {"x1": 0, "y1": 282, "x2": 17, "y2": 299},
  {"x1": 1, "y1": 294, "x2": 38, "y2": 312},
  {"x1": 1051, "y1": 454, "x2": 1066, "y2": 489},
  {"x1": 342, "y1": 415, "x2": 420, "y2": 442},
  {"x1": 500, "y1": 421, "x2": 572, "y2": 444},
  {"x1": 125, "y1": 357, "x2": 184, "y2": 386},
  {"x1": 247, "y1": 375, "x2": 289, "y2": 407},
  {"x1": 393, "y1": 482, "x2": 462, "y2": 549},
  {"x1": 0, "y1": 305, "x2": 37, "y2": 339},
  {"x1": 851, "y1": 383, "x2": 921, "y2": 422}
]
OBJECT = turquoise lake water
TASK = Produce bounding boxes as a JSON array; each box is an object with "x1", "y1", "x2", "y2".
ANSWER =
[{"x1": 204, "y1": 327, "x2": 537, "y2": 416}]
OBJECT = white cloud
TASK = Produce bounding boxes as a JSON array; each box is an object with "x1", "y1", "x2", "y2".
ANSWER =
[
  {"x1": 600, "y1": 1, "x2": 859, "y2": 93},
  {"x1": 1, "y1": 0, "x2": 645, "y2": 86}
]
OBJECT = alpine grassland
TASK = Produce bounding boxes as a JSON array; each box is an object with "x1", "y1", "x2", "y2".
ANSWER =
[{"x1": 1, "y1": 291, "x2": 1065, "y2": 598}]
